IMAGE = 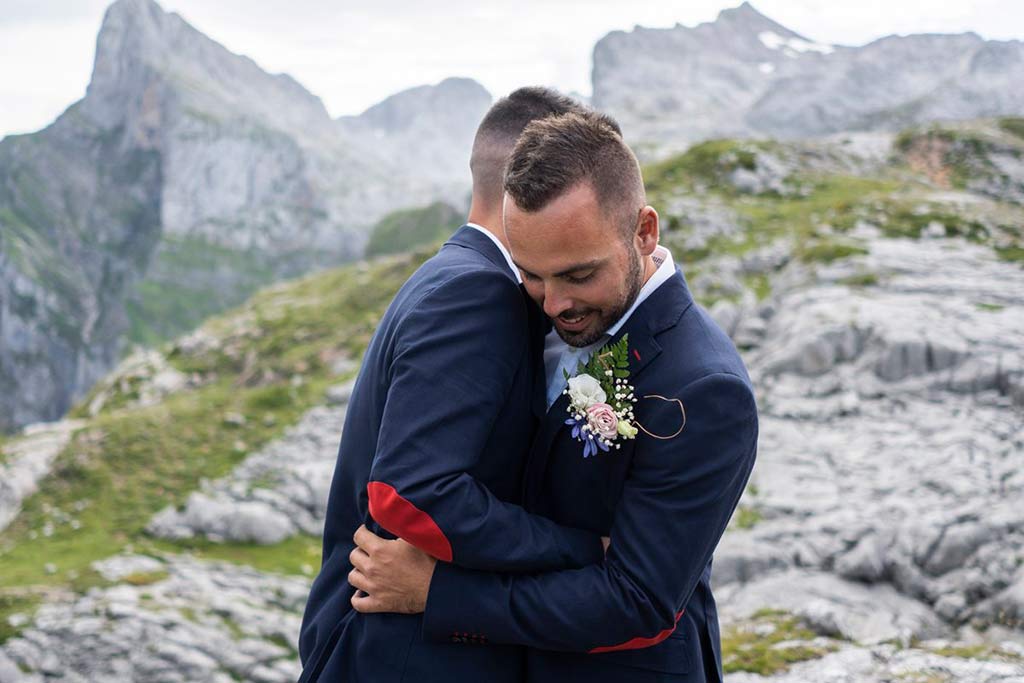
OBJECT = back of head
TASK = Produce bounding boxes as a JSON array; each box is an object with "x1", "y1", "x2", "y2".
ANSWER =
[
  {"x1": 503, "y1": 111, "x2": 644, "y2": 240},
  {"x1": 470, "y1": 87, "x2": 621, "y2": 212}
]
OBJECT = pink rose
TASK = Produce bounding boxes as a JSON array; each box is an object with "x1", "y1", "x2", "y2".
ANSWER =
[{"x1": 586, "y1": 403, "x2": 619, "y2": 441}]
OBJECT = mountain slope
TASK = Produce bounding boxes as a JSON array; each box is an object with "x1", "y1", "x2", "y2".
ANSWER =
[
  {"x1": 0, "y1": 0, "x2": 488, "y2": 433},
  {"x1": 593, "y1": 2, "x2": 1024, "y2": 156}
]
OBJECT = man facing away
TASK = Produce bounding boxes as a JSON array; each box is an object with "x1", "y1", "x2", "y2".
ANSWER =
[
  {"x1": 297, "y1": 89, "x2": 622, "y2": 683},
  {"x1": 349, "y1": 112, "x2": 759, "y2": 682}
]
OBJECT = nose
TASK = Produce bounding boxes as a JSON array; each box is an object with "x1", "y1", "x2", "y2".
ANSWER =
[{"x1": 542, "y1": 282, "x2": 573, "y2": 320}]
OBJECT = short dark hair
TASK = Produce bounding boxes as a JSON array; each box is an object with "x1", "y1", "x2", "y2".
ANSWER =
[
  {"x1": 503, "y1": 112, "x2": 644, "y2": 239},
  {"x1": 470, "y1": 87, "x2": 620, "y2": 211}
]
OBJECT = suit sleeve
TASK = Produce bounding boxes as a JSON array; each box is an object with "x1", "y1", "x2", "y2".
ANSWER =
[
  {"x1": 366, "y1": 269, "x2": 604, "y2": 572},
  {"x1": 421, "y1": 371, "x2": 758, "y2": 652}
]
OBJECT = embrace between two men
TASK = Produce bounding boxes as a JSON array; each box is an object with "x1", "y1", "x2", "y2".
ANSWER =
[{"x1": 297, "y1": 87, "x2": 758, "y2": 683}]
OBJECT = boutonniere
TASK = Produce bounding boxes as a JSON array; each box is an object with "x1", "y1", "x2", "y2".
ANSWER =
[{"x1": 562, "y1": 334, "x2": 640, "y2": 458}]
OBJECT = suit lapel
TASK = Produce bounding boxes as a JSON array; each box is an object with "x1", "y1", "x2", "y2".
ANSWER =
[
  {"x1": 525, "y1": 294, "x2": 548, "y2": 421},
  {"x1": 522, "y1": 392, "x2": 571, "y2": 508},
  {"x1": 521, "y1": 267, "x2": 695, "y2": 509}
]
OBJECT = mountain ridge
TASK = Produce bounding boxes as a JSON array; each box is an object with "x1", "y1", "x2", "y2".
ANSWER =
[
  {"x1": 592, "y1": 2, "x2": 1024, "y2": 156},
  {"x1": 0, "y1": 0, "x2": 490, "y2": 433}
]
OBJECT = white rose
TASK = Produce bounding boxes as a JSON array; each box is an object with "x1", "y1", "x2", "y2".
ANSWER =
[{"x1": 567, "y1": 374, "x2": 606, "y2": 410}]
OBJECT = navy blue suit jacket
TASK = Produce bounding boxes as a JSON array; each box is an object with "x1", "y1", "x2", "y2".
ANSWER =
[
  {"x1": 421, "y1": 267, "x2": 759, "y2": 682},
  {"x1": 297, "y1": 226, "x2": 604, "y2": 683}
]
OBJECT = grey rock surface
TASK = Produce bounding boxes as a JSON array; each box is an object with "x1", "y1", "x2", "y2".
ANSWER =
[
  {"x1": 0, "y1": 553, "x2": 309, "y2": 683},
  {"x1": 145, "y1": 382, "x2": 353, "y2": 544},
  {"x1": 726, "y1": 645, "x2": 1024, "y2": 683},
  {"x1": 706, "y1": 228, "x2": 1024, "y2": 679}
]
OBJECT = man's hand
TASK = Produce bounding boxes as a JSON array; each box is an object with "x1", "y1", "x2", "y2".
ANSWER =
[{"x1": 349, "y1": 524, "x2": 437, "y2": 614}]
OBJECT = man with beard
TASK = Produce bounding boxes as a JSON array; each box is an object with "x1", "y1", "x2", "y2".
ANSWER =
[{"x1": 349, "y1": 112, "x2": 759, "y2": 683}]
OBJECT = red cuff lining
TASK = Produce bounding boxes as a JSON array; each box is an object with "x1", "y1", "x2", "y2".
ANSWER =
[
  {"x1": 366, "y1": 481, "x2": 453, "y2": 562},
  {"x1": 588, "y1": 610, "x2": 685, "y2": 654}
]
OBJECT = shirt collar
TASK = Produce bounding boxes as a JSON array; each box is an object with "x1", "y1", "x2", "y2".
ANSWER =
[
  {"x1": 604, "y1": 245, "x2": 674, "y2": 338},
  {"x1": 465, "y1": 223, "x2": 522, "y2": 284}
]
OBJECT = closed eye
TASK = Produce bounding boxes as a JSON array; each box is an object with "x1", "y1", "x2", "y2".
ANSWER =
[{"x1": 565, "y1": 271, "x2": 595, "y2": 284}]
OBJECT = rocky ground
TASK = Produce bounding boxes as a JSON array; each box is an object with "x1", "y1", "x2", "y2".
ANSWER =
[
  {"x1": 2, "y1": 121, "x2": 1023, "y2": 681},
  {"x1": 0, "y1": 420, "x2": 86, "y2": 534},
  {"x1": 145, "y1": 382, "x2": 353, "y2": 546},
  {"x1": 708, "y1": 235, "x2": 1024, "y2": 680},
  {"x1": 0, "y1": 553, "x2": 306, "y2": 683}
]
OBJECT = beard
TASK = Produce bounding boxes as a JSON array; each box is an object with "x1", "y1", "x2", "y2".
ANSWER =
[{"x1": 557, "y1": 246, "x2": 644, "y2": 348}]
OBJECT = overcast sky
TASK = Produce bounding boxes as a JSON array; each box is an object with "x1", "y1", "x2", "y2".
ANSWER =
[{"x1": 1, "y1": 0, "x2": 1022, "y2": 138}]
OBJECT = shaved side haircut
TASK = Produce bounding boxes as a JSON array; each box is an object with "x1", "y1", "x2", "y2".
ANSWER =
[{"x1": 470, "y1": 87, "x2": 621, "y2": 212}]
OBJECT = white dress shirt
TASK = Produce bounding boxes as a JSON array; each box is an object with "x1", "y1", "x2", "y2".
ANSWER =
[
  {"x1": 465, "y1": 223, "x2": 522, "y2": 284},
  {"x1": 543, "y1": 245, "x2": 675, "y2": 408}
]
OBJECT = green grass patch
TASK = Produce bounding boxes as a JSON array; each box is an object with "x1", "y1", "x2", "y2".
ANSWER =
[
  {"x1": 996, "y1": 246, "x2": 1024, "y2": 264},
  {"x1": 975, "y1": 302, "x2": 1005, "y2": 312},
  {"x1": 124, "y1": 236, "x2": 279, "y2": 348},
  {"x1": 365, "y1": 201, "x2": 461, "y2": 258},
  {"x1": 713, "y1": 175, "x2": 894, "y2": 261},
  {"x1": 797, "y1": 240, "x2": 869, "y2": 264},
  {"x1": 878, "y1": 207, "x2": 990, "y2": 241},
  {"x1": 121, "y1": 570, "x2": 169, "y2": 586},
  {"x1": 645, "y1": 138, "x2": 787, "y2": 204},
  {"x1": 219, "y1": 614, "x2": 247, "y2": 640},
  {"x1": 743, "y1": 274, "x2": 772, "y2": 301},
  {"x1": 731, "y1": 506, "x2": 764, "y2": 530},
  {"x1": 999, "y1": 117, "x2": 1024, "y2": 141},
  {"x1": 167, "y1": 247, "x2": 431, "y2": 380},
  {"x1": 722, "y1": 610, "x2": 838, "y2": 675},
  {"x1": 896, "y1": 673, "x2": 952, "y2": 683},
  {"x1": 142, "y1": 533, "x2": 323, "y2": 577},
  {"x1": 0, "y1": 593, "x2": 42, "y2": 644},
  {"x1": 0, "y1": 374, "x2": 333, "y2": 590},
  {"x1": 838, "y1": 272, "x2": 880, "y2": 287},
  {"x1": 2, "y1": 247, "x2": 435, "y2": 599},
  {"x1": 267, "y1": 632, "x2": 298, "y2": 654},
  {"x1": 647, "y1": 150, "x2": 903, "y2": 269},
  {"x1": 928, "y1": 643, "x2": 1023, "y2": 662}
]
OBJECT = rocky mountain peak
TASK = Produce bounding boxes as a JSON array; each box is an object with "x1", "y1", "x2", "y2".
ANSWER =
[
  {"x1": 713, "y1": 1, "x2": 798, "y2": 37},
  {"x1": 334, "y1": 77, "x2": 491, "y2": 194},
  {"x1": 704, "y1": 1, "x2": 827, "y2": 57},
  {"x1": 593, "y1": 4, "x2": 1022, "y2": 154},
  {"x1": 90, "y1": 0, "x2": 188, "y2": 93},
  {"x1": 352, "y1": 77, "x2": 491, "y2": 134},
  {"x1": 86, "y1": 0, "x2": 331, "y2": 137},
  {"x1": 0, "y1": 0, "x2": 486, "y2": 434}
]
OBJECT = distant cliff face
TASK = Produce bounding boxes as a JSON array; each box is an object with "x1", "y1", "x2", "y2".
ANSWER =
[
  {"x1": 83, "y1": 0, "x2": 482, "y2": 256},
  {"x1": 592, "y1": 2, "x2": 1024, "y2": 155},
  {"x1": 0, "y1": 0, "x2": 490, "y2": 433},
  {"x1": 336, "y1": 77, "x2": 492, "y2": 195},
  {"x1": 0, "y1": 92, "x2": 164, "y2": 431}
]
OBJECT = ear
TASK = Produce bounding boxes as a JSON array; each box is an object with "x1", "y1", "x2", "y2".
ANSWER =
[{"x1": 635, "y1": 206, "x2": 659, "y2": 257}]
